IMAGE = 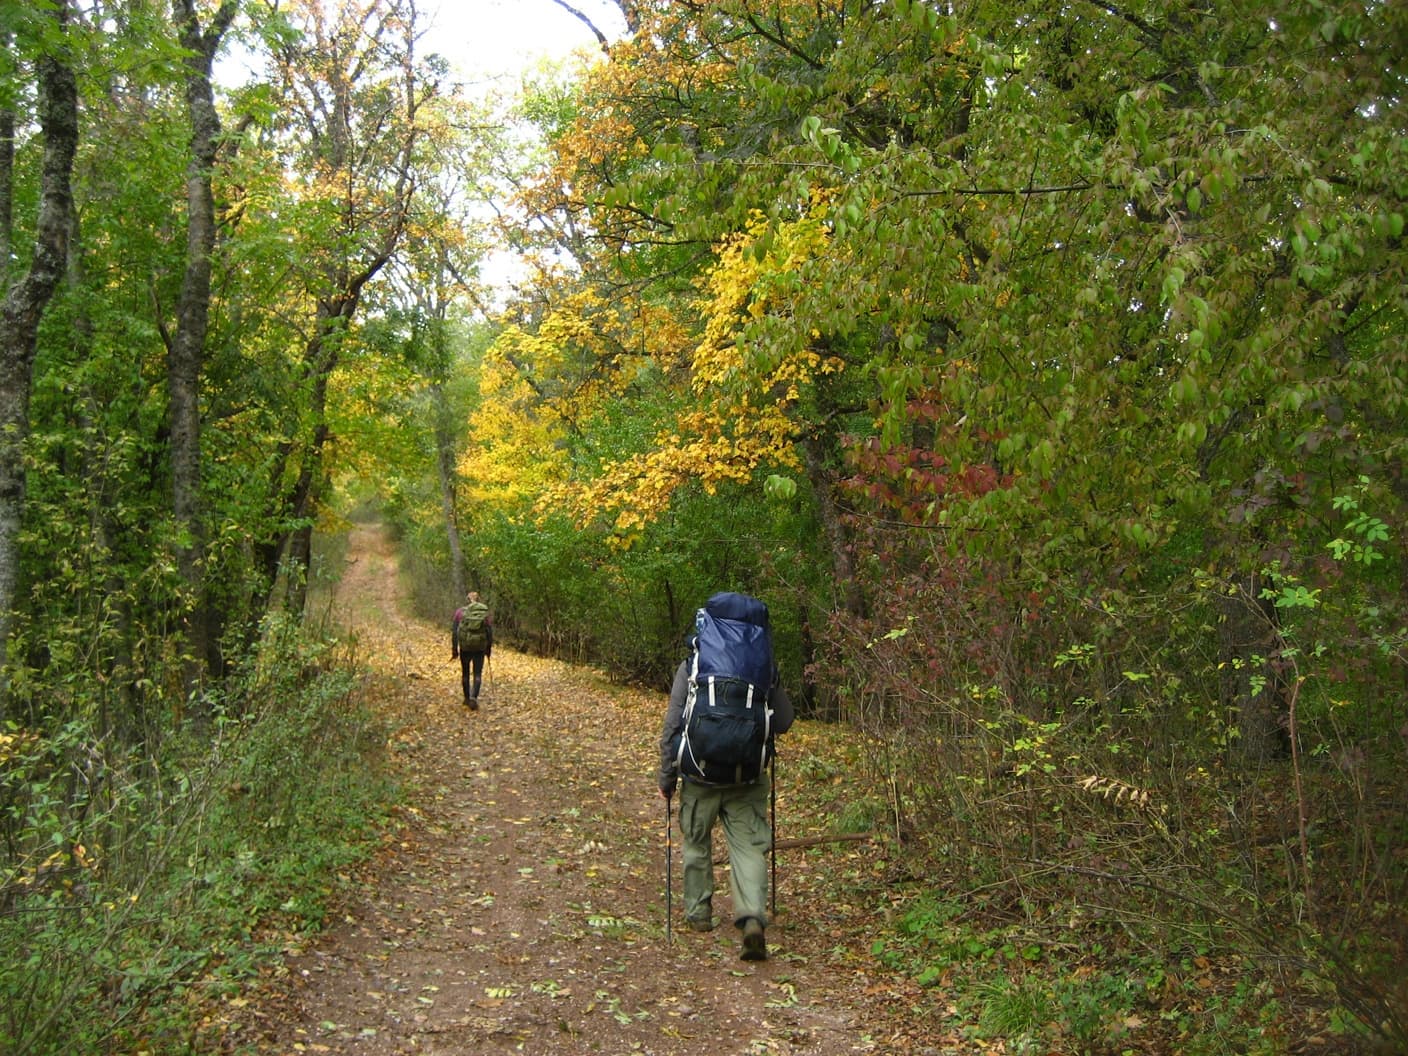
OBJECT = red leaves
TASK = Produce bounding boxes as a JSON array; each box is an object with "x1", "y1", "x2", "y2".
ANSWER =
[{"x1": 841, "y1": 427, "x2": 1002, "y2": 524}]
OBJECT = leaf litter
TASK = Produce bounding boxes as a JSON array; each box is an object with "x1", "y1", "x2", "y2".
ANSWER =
[{"x1": 227, "y1": 523, "x2": 985, "y2": 1055}]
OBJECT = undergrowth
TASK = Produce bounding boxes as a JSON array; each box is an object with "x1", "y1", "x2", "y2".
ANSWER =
[
  {"x1": 835, "y1": 774, "x2": 1392, "y2": 1056},
  {"x1": 783, "y1": 711, "x2": 1394, "y2": 1054},
  {"x1": 864, "y1": 888, "x2": 1298, "y2": 1055},
  {"x1": 0, "y1": 614, "x2": 400, "y2": 1056}
]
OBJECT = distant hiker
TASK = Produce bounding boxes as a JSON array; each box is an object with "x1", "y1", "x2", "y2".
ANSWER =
[
  {"x1": 658, "y1": 591, "x2": 793, "y2": 961},
  {"x1": 451, "y1": 591, "x2": 493, "y2": 709}
]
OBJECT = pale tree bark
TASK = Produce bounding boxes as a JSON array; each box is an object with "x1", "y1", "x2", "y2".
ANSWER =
[
  {"x1": 169, "y1": 0, "x2": 238, "y2": 694},
  {"x1": 418, "y1": 249, "x2": 471, "y2": 603},
  {"x1": 386, "y1": 152, "x2": 477, "y2": 607},
  {"x1": 1, "y1": 74, "x2": 12, "y2": 290},
  {"x1": 0, "y1": 2, "x2": 78, "y2": 710}
]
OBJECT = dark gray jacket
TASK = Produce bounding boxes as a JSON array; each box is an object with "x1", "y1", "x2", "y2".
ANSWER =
[{"x1": 658, "y1": 658, "x2": 793, "y2": 794}]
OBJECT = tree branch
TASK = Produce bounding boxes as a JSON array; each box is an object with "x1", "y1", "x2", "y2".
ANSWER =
[{"x1": 550, "y1": 0, "x2": 610, "y2": 54}]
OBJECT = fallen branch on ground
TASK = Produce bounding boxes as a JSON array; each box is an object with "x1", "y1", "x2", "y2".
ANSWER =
[{"x1": 712, "y1": 832, "x2": 874, "y2": 864}]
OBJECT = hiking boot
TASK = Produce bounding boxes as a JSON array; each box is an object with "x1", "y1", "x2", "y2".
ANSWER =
[
  {"x1": 467, "y1": 697, "x2": 479, "y2": 711},
  {"x1": 740, "y1": 918, "x2": 767, "y2": 961},
  {"x1": 686, "y1": 917, "x2": 714, "y2": 933}
]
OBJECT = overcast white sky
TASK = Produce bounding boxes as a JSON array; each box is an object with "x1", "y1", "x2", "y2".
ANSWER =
[
  {"x1": 419, "y1": 0, "x2": 629, "y2": 85},
  {"x1": 218, "y1": 1, "x2": 627, "y2": 91}
]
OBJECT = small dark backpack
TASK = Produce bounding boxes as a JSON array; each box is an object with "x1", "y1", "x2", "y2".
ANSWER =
[
  {"x1": 457, "y1": 601, "x2": 490, "y2": 652},
  {"x1": 674, "y1": 592, "x2": 776, "y2": 785}
]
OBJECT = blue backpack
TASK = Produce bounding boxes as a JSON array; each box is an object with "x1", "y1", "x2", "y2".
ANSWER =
[{"x1": 674, "y1": 592, "x2": 776, "y2": 785}]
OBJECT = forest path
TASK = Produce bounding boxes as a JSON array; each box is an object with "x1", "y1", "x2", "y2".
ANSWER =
[{"x1": 239, "y1": 523, "x2": 935, "y2": 1055}]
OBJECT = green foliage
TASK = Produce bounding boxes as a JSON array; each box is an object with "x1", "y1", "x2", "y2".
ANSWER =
[
  {"x1": 450, "y1": 475, "x2": 821, "y2": 686},
  {"x1": 442, "y1": 1, "x2": 1408, "y2": 1031},
  {"x1": 0, "y1": 619, "x2": 397, "y2": 1056},
  {"x1": 5, "y1": 0, "x2": 1399, "y2": 1052},
  {"x1": 870, "y1": 888, "x2": 1294, "y2": 1055},
  {"x1": 869, "y1": 893, "x2": 986, "y2": 978},
  {"x1": 972, "y1": 975, "x2": 1052, "y2": 1047},
  {"x1": 833, "y1": 795, "x2": 889, "y2": 837},
  {"x1": 1047, "y1": 969, "x2": 1141, "y2": 1049}
]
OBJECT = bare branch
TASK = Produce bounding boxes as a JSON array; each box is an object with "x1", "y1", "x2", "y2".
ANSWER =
[{"x1": 549, "y1": 0, "x2": 610, "y2": 54}]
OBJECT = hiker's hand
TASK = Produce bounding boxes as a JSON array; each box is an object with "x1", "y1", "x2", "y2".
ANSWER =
[{"x1": 451, "y1": 651, "x2": 458, "y2": 660}]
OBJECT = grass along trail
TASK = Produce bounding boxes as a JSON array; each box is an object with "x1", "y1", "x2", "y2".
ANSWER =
[{"x1": 234, "y1": 523, "x2": 946, "y2": 1055}]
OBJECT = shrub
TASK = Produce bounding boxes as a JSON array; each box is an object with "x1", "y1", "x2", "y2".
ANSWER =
[{"x1": 0, "y1": 616, "x2": 398, "y2": 1056}]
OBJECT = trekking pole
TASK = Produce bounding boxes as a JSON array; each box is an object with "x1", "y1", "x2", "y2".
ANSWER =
[
  {"x1": 665, "y1": 792, "x2": 674, "y2": 944},
  {"x1": 769, "y1": 747, "x2": 778, "y2": 920}
]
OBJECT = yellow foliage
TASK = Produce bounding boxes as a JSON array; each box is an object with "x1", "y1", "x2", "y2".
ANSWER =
[
  {"x1": 496, "y1": 6, "x2": 861, "y2": 541},
  {"x1": 463, "y1": 288, "x2": 693, "y2": 514},
  {"x1": 543, "y1": 208, "x2": 845, "y2": 541},
  {"x1": 0, "y1": 728, "x2": 37, "y2": 766},
  {"x1": 459, "y1": 334, "x2": 570, "y2": 508}
]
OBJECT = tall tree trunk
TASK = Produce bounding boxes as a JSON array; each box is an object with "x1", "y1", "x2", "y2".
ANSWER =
[
  {"x1": 798, "y1": 434, "x2": 861, "y2": 717},
  {"x1": 282, "y1": 331, "x2": 336, "y2": 617},
  {"x1": 66, "y1": 214, "x2": 138, "y2": 733},
  {"x1": 800, "y1": 434, "x2": 862, "y2": 616},
  {"x1": 0, "y1": 3, "x2": 78, "y2": 710},
  {"x1": 249, "y1": 439, "x2": 295, "y2": 627},
  {"x1": 431, "y1": 381, "x2": 466, "y2": 601},
  {"x1": 170, "y1": 0, "x2": 237, "y2": 695},
  {"x1": 266, "y1": 0, "x2": 427, "y2": 617},
  {"x1": 0, "y1": 82, "x2": 13, "y2": 289},
  {"x1": 1216, "y1": 571, "x2": 1288, "y2": 764},
  {"x1": 283, "y1": 477, "x2": 318, "y2": 614}
]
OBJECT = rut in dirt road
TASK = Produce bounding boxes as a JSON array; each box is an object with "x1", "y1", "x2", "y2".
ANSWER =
[{"x1": 240, "y1": 524, "x2": 885, "y2": 1055}]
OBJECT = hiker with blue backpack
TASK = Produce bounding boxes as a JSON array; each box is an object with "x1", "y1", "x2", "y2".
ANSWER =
[
  {"x1": 451, "y1": 591, "x2": 493, "y2": 710},
  {"x1": 658, "y1": 592, "x2": 794, "y2": 961}
]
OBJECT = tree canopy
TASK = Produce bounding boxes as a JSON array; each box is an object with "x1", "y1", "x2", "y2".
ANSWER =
[{"x1": 1, "y1": 1, "x2": 1404, "y2": 1052}]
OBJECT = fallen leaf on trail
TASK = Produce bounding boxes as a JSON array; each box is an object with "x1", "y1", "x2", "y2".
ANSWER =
[{"x1": 240, "y1": 524, "x2": 951, "y2": 1056}]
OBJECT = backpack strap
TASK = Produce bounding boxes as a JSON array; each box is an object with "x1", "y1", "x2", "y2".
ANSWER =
[
  {"x1": 675, "y1": 648, "x2": 701, "y2": 777},
  {"x1": 758, "y1": 699, "x2": 772, "y2": 777},
  {"x1": 704, "y1": 672, "x2": 753, "y2": 710},
  {"x1": 677, "y1": 634, "x2": 773, "y2": 785}
]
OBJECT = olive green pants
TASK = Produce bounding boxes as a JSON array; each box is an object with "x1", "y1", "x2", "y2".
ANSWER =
[{"x1": 678, "y1": 775, "x2": 771, "y2": 928}]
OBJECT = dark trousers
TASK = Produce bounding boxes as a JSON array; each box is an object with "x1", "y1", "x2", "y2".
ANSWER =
[{"x1": 460, "y1": 651, "x2": 486, "y2": 701}]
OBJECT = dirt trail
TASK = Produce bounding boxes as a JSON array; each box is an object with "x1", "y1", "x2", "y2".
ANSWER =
[{"x1": 241, "y1": 524, "x2": 889, "y2": 1055}]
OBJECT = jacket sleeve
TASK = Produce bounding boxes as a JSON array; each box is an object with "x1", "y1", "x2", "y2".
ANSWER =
[
  {"x1": 657, "y1": 660, "x2": 689, "y2": 794},
  {"x1": 769, "y1": 672, "x2": 794, "y2": 736},
  {"x1": 450, "y1": 608, "x2": 462, "y2": 652}
]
